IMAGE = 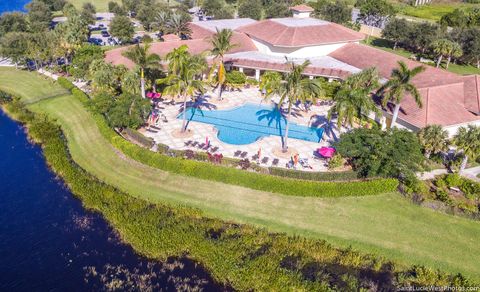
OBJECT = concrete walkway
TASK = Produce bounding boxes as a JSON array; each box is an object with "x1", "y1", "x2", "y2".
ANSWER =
[
  {"x1": 417, "y1": 166, "x2": 480, "y2": 182},
  {"x1": 462, "y1": 166, "x2": 480, "y2": 182}
]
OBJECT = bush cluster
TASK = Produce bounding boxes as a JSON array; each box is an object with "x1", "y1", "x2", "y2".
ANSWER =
[
  {"x1": 2, "y1": 90, "x2": 476, "y2": 291},
  {"x1": 269, "y1": 167, "x2": 358, "y2": 182},
  {"x1": 56, "y1": 76, "x2": 75, "y2": 91}
]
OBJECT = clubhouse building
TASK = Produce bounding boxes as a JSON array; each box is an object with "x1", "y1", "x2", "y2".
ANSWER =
[{"x1": 106, "y1": 5, "x2": 480, "y2": 136}]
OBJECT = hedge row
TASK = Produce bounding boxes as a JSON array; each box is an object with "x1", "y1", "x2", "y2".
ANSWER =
[
  {"x1": 56, "y1": 77, "x2": 75, "y2": 91},
  {"x1": 269, "y1": 167, "x2": 359, "y2": 182},
  {"x1": 65, "y1": 84, "x2": 399, "y2": 198},
  {"x1": 2, "y1": 92, "x2": 475, "y2": 291}
]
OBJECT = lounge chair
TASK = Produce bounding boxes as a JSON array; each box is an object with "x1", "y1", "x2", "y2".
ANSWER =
[
  {"x1": 261, "y1": 157, "x2": 269, "y2": 164},
  {"x1": 210, "y1": 146, "x2": 219, "y2": 153},
  {"x1": 191, "y1": 141, "x2": 199, "y2": 147},
  {"x1": 240, "y1": 151, "x2": 248, "y2": 158},
  {"x1": 234, "y1": 150, "x2": 242, "y2": 157},
  {"x1": 299, "y1": 158, "x2": 313, "y2": 169},
  {"x1": 146, "y1": 128, "x2": 158, "y2": 133},
  {"x1": 161, "y1": 114, "x2": 168, "y2": 123},
  {"x1": 150, "y1": 125, "x2": 161, "y2": 131},
  {"x1": 272, "y1": 158, "x2": 279, "y2": 166},
  {"x1": 184, "y1": 140, "x2": 193, "y2": 146},
  {"x1": 198, "y1": 143, "x2": 206, "y2": 149},
  {"x1": 251, "y1": 154, "x2": 259, "y2": 161}
]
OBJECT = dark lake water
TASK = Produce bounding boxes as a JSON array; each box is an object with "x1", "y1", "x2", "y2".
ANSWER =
[
  {"x1": 0, "y1": 0, "x2": 30, "y2": 14},
  {"x1": 0, "y1": 110, "x2": 224, "y2": 291}
]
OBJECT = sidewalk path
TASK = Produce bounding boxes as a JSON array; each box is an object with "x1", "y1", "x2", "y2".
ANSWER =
[
  {"x1": 462, "y1": 166, "x2": 480, "y2": 182},
  {"x1": 418, "y1": 167, "x2": 480, "y2": 182}
]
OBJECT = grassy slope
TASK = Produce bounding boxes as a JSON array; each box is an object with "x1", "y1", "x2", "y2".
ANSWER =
[
  {"x1": 0, "y1": 68, "x2": 69, "y2": 104},
  {"x1": 395, "y1": 2, "x2": 480, "y2": 22},
  {"x1": 2, "y1": 68, "x2": 480, "y2": 278},
  {"x1": 68, "y1": 0, "x2": 118, "y2": 11}
]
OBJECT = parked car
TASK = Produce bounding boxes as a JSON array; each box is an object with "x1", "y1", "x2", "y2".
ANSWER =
[{"x1": 101, "y1": 31, "x2": 110, "y2": 37}]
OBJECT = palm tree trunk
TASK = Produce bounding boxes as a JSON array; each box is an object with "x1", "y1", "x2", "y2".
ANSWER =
[
  {"x1": 393, "y1": 41, "x2": 397, "y2": 50},
  {"x1": 217, "y1": 84, "x2": 223, "y2": 101},
  {"x1": 283, "y1": 103, "x2": 292, "y2": 152},
  {"x1": 436, "y1": 55, "x2": 443, "y2": 68},
  {"x1": 446, "y1": 56, "x2": 451, "y2": 69},
  {"x1": 140, "y1": 68, "x2": 146, "y2": 99},
  {"x1": 459, "y1": 154, "x2": 468, "y2": 174},
  {"x1": 181, "y1": 94, "x2": 188, "y2": 132},
  {"x1": 391, "y1": 102, "x2": 401, "y2": 128}
]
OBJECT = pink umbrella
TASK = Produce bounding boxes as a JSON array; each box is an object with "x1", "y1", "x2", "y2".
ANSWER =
[
  {"x1": 146, "y1": 92, "x2": 154, "y2": 98},
  {"x1": 317, "y1": 147, "x2": 335, "y2": 158},
  {"x1": 153, "y1": 92, "x2": 162, "y2": 99}
]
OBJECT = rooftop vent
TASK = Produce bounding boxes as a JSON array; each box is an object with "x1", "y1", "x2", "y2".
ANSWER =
[{"x1": 289, "y1": 4, "x2": 314, "y2": 19}]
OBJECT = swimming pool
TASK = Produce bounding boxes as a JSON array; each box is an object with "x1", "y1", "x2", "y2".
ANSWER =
[{"x1": 181, "y1": 103, "x2": 324, "y2": 145}]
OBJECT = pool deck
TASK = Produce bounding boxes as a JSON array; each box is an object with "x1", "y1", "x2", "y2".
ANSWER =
[{"x1": 141, "y1": 87, "x2": 342, "y2": 171}]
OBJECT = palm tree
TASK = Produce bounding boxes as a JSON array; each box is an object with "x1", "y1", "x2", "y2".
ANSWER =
[
  {"x1": 155, "y1": 11, "x2": 171, "y2": 36},
  {"x1": 209, "y1": 28, "x2": 237, "y2": 100},
  {"x1": 328, "y1": 68, "x2": 380, "y2": 128},
  {"x1": 431, "y1": 39, "x2": 452, "y2": 68},
  {"x1": 158, "y1": 45, "x2": 207, "y2": 133},
  {"x1": 262, "y1": 60, "x2": 323, "y2": 152},
  {"x1": 166, "y1": 13, "x2": 191, "y2": 38},
  {"x1": 122, "y1": 40, "x2": 161, "y2": 99},
  {"x1": 380, "y1": 61, "x2": 425, "y2": 128},
  {"x1": 417, "y1": 124, "x2": 449, "y2": 158},
  {"x1": 445, "y1": 41, "x2": 463, "y2": 69},
  {"x1": 453, "y1": 125, "x2": 480, "y2": 173}
]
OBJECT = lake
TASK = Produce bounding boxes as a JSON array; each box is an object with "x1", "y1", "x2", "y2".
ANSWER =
[
  {"x1": 0, "y1": 110, "x2": 224, "y2": 290},
  {"x1": 0, "y1": 0, "x2": 30, "y2": 14}
]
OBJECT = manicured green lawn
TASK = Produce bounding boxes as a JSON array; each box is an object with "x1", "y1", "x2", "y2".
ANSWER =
[
  {"x1": 395, "y1": 2, "x2": 480, "y2": 21},
  {"x1": 68, "y1": 0, "x2": 118, "y2": 11},
  {"x1": 2, "y1": 68, "x2": 480, "y2": 279},
  {"x1": 0, "y1": 68, "x2": 69, "y2": 104}
]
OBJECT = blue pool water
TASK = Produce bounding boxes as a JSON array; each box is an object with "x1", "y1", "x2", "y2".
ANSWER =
[
  {"x1": 0, "y1": 0, "x2": 30, "y2": 14},
  {"x1": 182, "y1": 103, "x2": 324, "y2": 145}
]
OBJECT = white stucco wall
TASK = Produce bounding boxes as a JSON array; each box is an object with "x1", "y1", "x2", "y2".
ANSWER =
[
  {"x1": 250, "y1": 37, "x2": 350, "y2": 58},
  {"x1": 444, "y1": 120, "x2": 480, "y2": 137},
  {"x1": 380, "y1": 110, "x2": 480, "y2": 137}
]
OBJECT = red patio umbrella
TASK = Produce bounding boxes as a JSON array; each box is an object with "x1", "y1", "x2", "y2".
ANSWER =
[{"x1": 317, "y1": 147, "x2": 335, "y2": 158}]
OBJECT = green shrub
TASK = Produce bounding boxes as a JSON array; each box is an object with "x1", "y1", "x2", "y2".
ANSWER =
[
  {"x1": 123, "y1": 128, "x2": 154, "y2": 148},
  {"x1": 269, "y1": 167, "x2": 359, "y2": 182},
  {"x1": 226, "y1": 70, "x2": 247, "y2": 86},
  {"x1": 0, "y1": 91, "x2": 12, "y2": 104},
  {"x1": 435, "y1": 189, "x2": 451, "y2": 204},
  {"x1": 57, "y1": 77, "x2": 75, "y2": 91},
  {"x1": 328, "y1": 154, "x2": 344, "y2": 170}
]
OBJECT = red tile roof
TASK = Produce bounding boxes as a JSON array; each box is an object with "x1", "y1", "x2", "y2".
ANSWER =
[
  {"x1": 105, "y1": 33, "x2": 257, "y2": 69},
  {"x1": 162, "y1": 34, "x2": 181, "y2": 42},
  {"x1": 462, "y1": 75, "x2": 480, "y2": 115},
  {"x1": 189, "y1": 23, "x2": 215, "y2": 39},
  {"x1": 237, "y1": 19, "x2": 365, "y2": 47},
  {"x1": 329, "y1": 43, "x2": 480, "y2": 127},
  {"x1": 289, "y1": 4, "x2": 314, "y2": 12}
]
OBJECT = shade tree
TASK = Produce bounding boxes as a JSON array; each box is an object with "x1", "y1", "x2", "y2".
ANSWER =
[
  {"x1": 379, "y1": 61, "x2": 425, "y2": 128},
  {"x1": 110, "y1": 15, "x2": 135, "y2": 43},
  {"x1": 238, "y1": 0, "x2": 263, "y2": 20},
  {"x1": 335, "y1": 128, "x2": 424, "y2": 178}
]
